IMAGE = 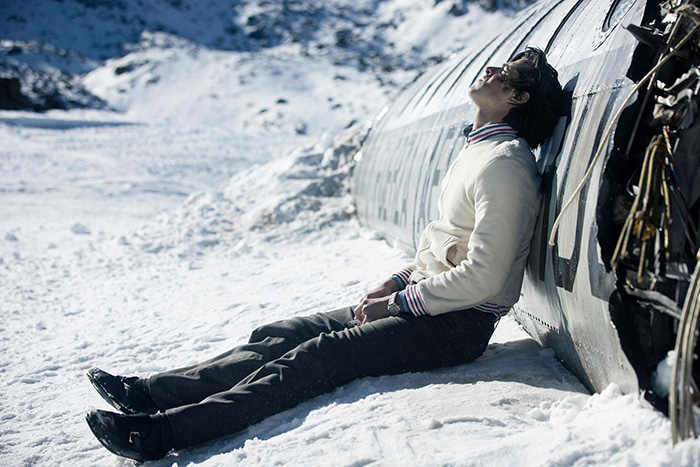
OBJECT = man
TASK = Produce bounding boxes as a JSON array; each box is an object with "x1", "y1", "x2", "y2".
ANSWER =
[{"x1": 86, "y1": 47, "x2": 563, "y2": 462}]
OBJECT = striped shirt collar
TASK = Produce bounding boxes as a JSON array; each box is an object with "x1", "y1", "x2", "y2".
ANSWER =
[{"x1": 465, "y1": 122, "x2": 517, "y2": 144}]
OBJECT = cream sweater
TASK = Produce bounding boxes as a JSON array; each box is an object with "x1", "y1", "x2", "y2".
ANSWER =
[{"x1": 400, "y1": 134, "x2": 541, "y2": 316}]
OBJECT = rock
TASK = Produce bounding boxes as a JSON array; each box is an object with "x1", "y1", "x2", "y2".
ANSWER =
[
  {"x1": 70, "y1": 223, "x2": 91, "y2": 235},
  {"x1": 294, "y1": 122, "x2": 308, "y2": 135},
  {"x1": 335, "y1": 29, "x2": 353, "y2": 48},
  {"x1": 0, "y1": 77, "x2": 31, "y2": 110}
]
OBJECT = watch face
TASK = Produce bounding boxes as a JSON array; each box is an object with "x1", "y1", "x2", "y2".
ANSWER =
[{"x1": 388, "y1": 293, "x2": 401, "y2": 315}]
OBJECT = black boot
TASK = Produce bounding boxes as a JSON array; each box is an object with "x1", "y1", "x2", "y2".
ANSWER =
[
  {"x1": 86, "y1": 410, "x2": 173, "y2": 462},
  {"x1": 87, "y1": 368, "x2": 159, "y2": 415}
]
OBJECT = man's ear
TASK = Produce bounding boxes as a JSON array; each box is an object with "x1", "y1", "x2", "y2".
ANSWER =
[{"x1": 508, "y1": 91, "x2": 530, "y2": 106}]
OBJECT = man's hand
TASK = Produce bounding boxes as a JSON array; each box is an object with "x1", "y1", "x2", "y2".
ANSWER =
[
  {"x1": 361, "y1": 278, "x2": 397, "y2": 301},
  {"x1": 353, "y1": 296, "x2": 391, "y2": 324},
  {"x1": 352, "y1": 278, "x2": 398, "y2": 323}
]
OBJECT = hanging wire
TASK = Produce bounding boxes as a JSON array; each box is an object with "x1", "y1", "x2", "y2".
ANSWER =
[
  {"x1": 610, "y1": 139, "x2": 661, "y2": 270},
  {"x1": 610, "y1": 124, "x2": 699, "y2": 285},
  {"x1": 548, "y1": 20, "x2": 700, "y2": 248},
  {"x1": 662, "y1": 126, "x2": 674, "y2": 155}
]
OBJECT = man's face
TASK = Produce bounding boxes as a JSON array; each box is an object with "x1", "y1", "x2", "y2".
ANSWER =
[{"x1": 469, "y1": 57, "x2": 532, "y2": 114}]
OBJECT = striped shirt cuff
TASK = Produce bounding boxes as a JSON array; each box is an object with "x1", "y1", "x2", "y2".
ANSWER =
[
  {"x1": 391, "y1": 268, "x2": 412, "y2": 290},
  {"x1": 399, "y1": 285, "x2": 428, "y2": 316}
]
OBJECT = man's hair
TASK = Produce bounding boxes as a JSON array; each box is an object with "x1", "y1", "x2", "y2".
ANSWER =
[{"x1": 504, "y1": 47, "x2": 563, "y2": 149}]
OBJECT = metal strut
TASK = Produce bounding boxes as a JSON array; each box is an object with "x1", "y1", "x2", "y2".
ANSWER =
[{"x1": 670, "y1": 248, "x2": 700, "y2": 444}]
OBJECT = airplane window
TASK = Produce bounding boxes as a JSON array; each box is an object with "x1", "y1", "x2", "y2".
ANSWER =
[{"x1": 604, "y1": 0, "x2": 636, "y2": 31}]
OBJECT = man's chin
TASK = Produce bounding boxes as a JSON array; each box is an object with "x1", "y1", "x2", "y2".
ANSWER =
[{"x1": 468, "y1": 82, "x2": 483, "y2": 93}]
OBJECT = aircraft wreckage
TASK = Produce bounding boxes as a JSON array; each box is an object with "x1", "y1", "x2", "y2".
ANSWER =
[{"x1": 353, "y1": 0, "x2": 700, "y2": 442}]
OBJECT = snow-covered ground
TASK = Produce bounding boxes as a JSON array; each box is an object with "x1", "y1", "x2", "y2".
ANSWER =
[{"x1": 3, "y1": 0, "x2": 700, "y2": 465}]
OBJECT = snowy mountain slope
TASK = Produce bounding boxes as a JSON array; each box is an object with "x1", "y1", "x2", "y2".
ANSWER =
[
  {"x1": 1, "y1": 0, "x2": 517, "y2": 111},
  {"x1": 81, "y1": 32, "x2": 388, "y2": 134},
  {"x1": 1, "y1": 0, "x2": 526, "y2": 61}
]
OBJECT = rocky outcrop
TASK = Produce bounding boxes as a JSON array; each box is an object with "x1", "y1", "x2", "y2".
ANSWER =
[{"x1": 0, "y1": 77, "x2": 31, "y2": 109}]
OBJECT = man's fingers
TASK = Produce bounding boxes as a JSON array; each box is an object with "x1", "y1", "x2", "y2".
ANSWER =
[
  {"x1": 354, "y1": 294, "x2": 372, "y2": 320},
  {"x1": 354, "y1": 295, "x2": 389, "y2": 324},
  {"x1": 353, "y1": 302, "x2": 365, "y2": 321},
  {"x1": 353, "y1": 307, "x2": 362, "y2": 321}
]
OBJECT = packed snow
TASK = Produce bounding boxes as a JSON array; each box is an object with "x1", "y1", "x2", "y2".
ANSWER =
[{"x1": 2, "y1": 0, "x2": 700, "y2": 466}]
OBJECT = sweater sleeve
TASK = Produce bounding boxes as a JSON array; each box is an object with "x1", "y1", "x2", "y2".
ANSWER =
[
  {"x1": 413, "y1": 157, "x2": 540, "y2": 315},
  {"x1": 391, "y1": 266, "x2": 415, "y2": 290}
]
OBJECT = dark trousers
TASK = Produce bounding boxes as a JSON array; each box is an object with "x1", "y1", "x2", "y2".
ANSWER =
[{"x1": 147, "y1": 306, "x2": 498, "y2": 449}]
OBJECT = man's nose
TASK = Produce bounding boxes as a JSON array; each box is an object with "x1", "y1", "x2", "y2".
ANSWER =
[{"x1": 485, "y1": 66, "x2": 503, "y2": 77}]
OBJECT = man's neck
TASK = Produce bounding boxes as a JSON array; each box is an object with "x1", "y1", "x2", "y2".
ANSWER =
[{"x1": 472, "y1": 109, "x2": 507, "y2": 131}]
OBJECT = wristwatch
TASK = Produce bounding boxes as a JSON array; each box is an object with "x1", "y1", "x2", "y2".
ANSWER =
[{"x1": 387, "y1": 291, "x2": 402, "y2": 316}]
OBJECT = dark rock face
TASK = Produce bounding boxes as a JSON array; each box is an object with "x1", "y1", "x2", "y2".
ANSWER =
[
  {"x1": 0, "y1": 41, "x2": 107, "y2": 111},
  {"x1": 0, "y1": 77, "x2": 31, "y2": 109},
  {"x1": 0, "y1": 66, "x2": 106, "y2": 111}
]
